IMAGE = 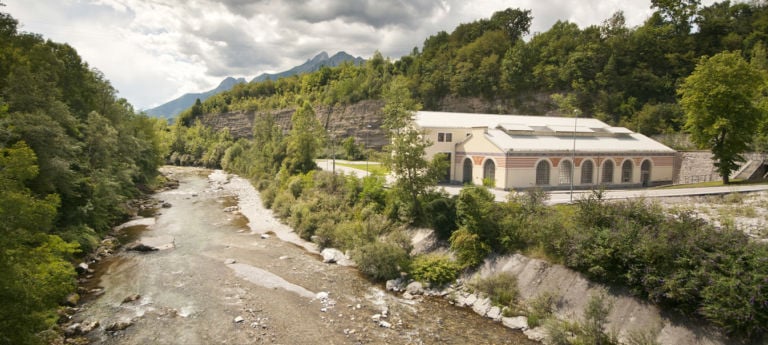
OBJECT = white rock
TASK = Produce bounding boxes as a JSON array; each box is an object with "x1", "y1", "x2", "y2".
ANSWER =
[
  {"x1": 486, "y1": 306, "x2": 502, "y2": 320},
  {"x1": 386, "y1": 278, "x2": 405, "y2": 292},
  {"x1": 402, "y1": 292, "x2": 414, "y2": 300},
  {"x1": 405, "y1": 281, "x2": 424, "y2": 295},
  {"x1": 371, "y1": 314, "x2": 381, "y2": 322},
  {"x1": 234, "y1": 316, "x2": 245, "y2": 323},
  {"x1": 321, "y1": 248, "x2": 349, "y2": 264},
  {"x1": 378, "y1": 321, "x2": 392, "y2": 328},
  {"x1": 316, "y1": 291, "x2": 329, "y2": 300},
  {"x1": 224, "y1": 258, "x2": 236, "y2": 264},
  {"x1": 260, "y1": 233, "x2": 271, "y2": 239},
  {"x1": 502, "y1": 316, "x2": 529, "y2": 330},
  {"x1": 472, "y1": 297, "x2": 492, "y2": 316},
  {"x1": 523, "y1": 327, "x2": 547, "y2": 342}
]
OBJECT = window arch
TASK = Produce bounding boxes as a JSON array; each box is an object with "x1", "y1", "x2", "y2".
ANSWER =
[
  {"x1": 641, "y1": 159, "x2": 652, "y2": 187},
  {"x1": 602, "y1": 160, "x2": 614, "y2": 184},
  {"x1": 536, "y1": 160, "x2": 550, "y2": 185},
  {"x1": 483, "y1": 159, "x2": 495, "y2": 184},
  {"x1": 622, "y1": 160, "x2": 633, "y2": 183},
  {"x1": 462, "y1": 158, "x2": 473, "y2": 184},
  {"x1": 581, "y1": 160, "x2": 594, "y2": 184},
  {"x1": 559, "y1": 160, "x2": 573, "y2": 185}
]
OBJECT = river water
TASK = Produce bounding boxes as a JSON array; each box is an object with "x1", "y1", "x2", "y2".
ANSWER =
[{"x1": 75, "y1": 167, "x2": 536, "y2": 345}]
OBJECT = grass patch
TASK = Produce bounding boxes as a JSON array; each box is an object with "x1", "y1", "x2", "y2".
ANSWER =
[
  {"x1": 470, "y1": 272, "x2": 519, "y2": 308},
  {"x1": 334, "y1": 161, "x2": 390, "y2": 175}
]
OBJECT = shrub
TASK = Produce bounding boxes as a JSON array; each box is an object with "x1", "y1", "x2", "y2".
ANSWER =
[
  {"x1": 410, "y1": 253, "x2": 461, "y2": 286},
  {"x1": 449, "y1": 227, "x2": 491, "y2": 268},
  {"x1": 352, "y1": 240, "x2": 410, "y2": 282},
  {"x1": 470, "y1": 272, "x2": 519, "y2": 308},
  {"x1": 423, "y1": 195, "x2": 457, "y2": 240},
  {"x1": 526, "y1": 291, "x2": 557, "y2": 328},
  {"x1": 260, "y1": 184, "x2": 277, "y2": 208}
]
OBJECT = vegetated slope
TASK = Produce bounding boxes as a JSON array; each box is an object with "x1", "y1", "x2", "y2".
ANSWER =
[
  {"x1": 0, "y1": 9, "x2": 165, "y2": 345},
  {"x1": 146, "y1": 51, "x2": 364, "y2": 120}
]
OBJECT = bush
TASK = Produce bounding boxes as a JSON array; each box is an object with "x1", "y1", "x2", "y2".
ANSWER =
[
  {"x1": 526, "y1": 291, "x2": 557, "y2": 328},
  {"x1": 470, "y1": 272, "x2": 519, "y2": 308},
  {"x1": 352, "y1": 240, "x2": 410, "y2": 282},
  {"x1": 410, "y1": 253, "x2": 461, "y2": 286},
  {"x1": 449, "y1": 227, "x2": 491, "y2": 268},
  {"x1": 423, "y1": 195, "x2": 457, "y2": 240}
]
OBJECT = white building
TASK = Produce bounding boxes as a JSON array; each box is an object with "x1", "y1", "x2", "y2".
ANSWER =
[{"x1": 416, "y1": 111, "x2": 676, "y2": 190}]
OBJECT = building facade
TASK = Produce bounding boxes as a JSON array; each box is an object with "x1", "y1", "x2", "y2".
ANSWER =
[{"x1": 416, "y1": 111, "x2": 676, "y2": 190}]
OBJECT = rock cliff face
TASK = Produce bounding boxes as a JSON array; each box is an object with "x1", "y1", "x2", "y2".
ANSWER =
[{"x1": 201, "y1": 100, "x2": 388, "y2": 150}]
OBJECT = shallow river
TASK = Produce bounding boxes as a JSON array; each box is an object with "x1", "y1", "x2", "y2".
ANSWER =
[{"x1": 75, "y1": 167, "x2": 536, "y2": 345}]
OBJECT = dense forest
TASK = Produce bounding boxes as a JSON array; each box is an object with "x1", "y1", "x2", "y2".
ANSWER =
[
  {"x1": 179, "y1": 0, "x2": 768, "y2": 140},
  {"x1": 0, "y1": 8, "x2": 165, "y2": 345}
]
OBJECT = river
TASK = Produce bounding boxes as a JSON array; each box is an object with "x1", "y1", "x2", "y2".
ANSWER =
[{"x1": 74, "y1": 167, "x2": 536, "y2": 344}]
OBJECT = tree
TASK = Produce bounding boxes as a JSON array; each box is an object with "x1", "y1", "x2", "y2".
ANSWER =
[
  {"x1": 283, "y1": 101, "x2": 324, "y2": 174},
  {"x1": 382, "y1": 77, "x2": 440, "y2": 222},
  {"x1": 679, "y1": 51, "x2": 767, "y2": 183}
]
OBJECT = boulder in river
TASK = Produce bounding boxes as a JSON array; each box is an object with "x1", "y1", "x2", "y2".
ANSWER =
[
  {"x1": 405, "y1": 281, "x2": 424, "y2": 295},
  {"x1": 75, "y1": 262, "x2": 89, "y2": 275},
  {"x1": 126, "y1": 241, "x2": 158, "y2": 252},
  {"x1": 106, "y1": 319, "x2": 133, "y2": 332},
  {"x1": 121, "y1": 294, "x2": 141, "y2": 304},
  {"x1": 321, "y1": 248, "x2": 354, "y2": 266}
]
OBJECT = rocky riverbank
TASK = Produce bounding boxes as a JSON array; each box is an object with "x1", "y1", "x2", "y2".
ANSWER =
[{"x1": 64, "y1": 167, "x2": 535, "y2": 345}]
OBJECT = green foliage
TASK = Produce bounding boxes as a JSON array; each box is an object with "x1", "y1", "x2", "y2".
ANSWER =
[
  {"x1": 352, "y1": 240, "x2": 410, "y2": 282},
  {"x1": 679, "y1": 51, "x2": 767, "y2": 184},
  {"x1": 544, "y1": 293, "x2": 618, "y2": 345},
  {"x1": 284, "y1": 101, "x2": 324, "y2": 174},
  {"x1": 423, "y1": 193, "x2": 457, "y2": 240},
  {"x1": 525, "y1": 291, "x2": 557, "y2": 328},
  {"x1": 470, "y1": 272, "x2": 520, "y2": 308},
  {"x1": 449, "y1": 227, "x2": 491, "y2": 268},
  {"x1": 0, "y1": 11, "x2": 164, "y2": 342},
  {"x1": 410, "y1": 253, "x2": 461, "y2": 286}
]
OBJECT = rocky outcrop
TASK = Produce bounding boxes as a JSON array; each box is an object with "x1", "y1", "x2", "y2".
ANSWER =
[
  {"x1": 200, "y1": 100, "x2": 388, "y2": 150},
  {"x1": 475, "y1": 254, "x2": 727, "y2": 345}
]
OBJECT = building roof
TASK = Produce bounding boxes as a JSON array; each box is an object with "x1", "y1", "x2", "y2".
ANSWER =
[{"x1": 415, "y1": 111, "x2": 676, "y2": 154}]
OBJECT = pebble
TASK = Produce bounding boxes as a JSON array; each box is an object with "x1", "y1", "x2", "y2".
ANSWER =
[{"x1": 234, "y1": 316, "x2": 245, "y2": 323}]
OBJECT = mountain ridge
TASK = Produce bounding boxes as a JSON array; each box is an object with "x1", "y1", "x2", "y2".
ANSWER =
[{"x1": 145, "y1": 51, "x2": 365, "y2": 119}]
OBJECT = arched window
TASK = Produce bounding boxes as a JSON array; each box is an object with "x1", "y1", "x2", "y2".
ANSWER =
[
  {"x1": 536, "y1": 160, "x2": 550, "y2": 185},
  {"x1": 622, "y1": 160, "x2": 633, "y2": 183},
  {"x1": 641, "y1": 160, "x2": 652, "y2": 187},
  {"x1": 581, "y1": 160, "x2": 594, "y2": 184},
  {"x1": 602, "y1": 160, "x2": 614, "y2": 184},
  {"x1": 559, "y1": 160, "x2": 572, "y2": 185},
  {"x1": 462, "y1": 158, "x2": 473, "y2": 184},
  {"x1": 483, "y1": 159, "x2": 495, "y2": 184}
]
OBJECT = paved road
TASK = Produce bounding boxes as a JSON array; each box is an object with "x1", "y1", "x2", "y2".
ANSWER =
[{"x1": 317, "y1": 159, "x2": 768, "y2": 204}]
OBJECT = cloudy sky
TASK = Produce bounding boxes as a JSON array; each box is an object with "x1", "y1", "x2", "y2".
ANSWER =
[{"x1": 4, "y1": 0, "x2": 716, "y2": 110}]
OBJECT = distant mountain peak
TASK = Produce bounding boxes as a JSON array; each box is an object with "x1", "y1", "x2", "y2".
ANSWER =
[{"x1": 145, "y1": 51, "x2": 365, "y2": 120}]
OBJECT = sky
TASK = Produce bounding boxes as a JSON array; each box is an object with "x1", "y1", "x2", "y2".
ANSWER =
[{"x1": 4, "y1": 0, "x2": 717, "y2": 110}]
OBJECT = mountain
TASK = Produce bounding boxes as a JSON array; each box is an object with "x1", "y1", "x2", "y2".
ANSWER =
[
  {"x1": 145, "y1": 77, "x2": 246, "y2": 120},
  {"x1": 146, "y1": 51, "x2": 365, "y2": 120},
  {"x1": 251, "y1": 51, "x2": 365, "y2": 83}
]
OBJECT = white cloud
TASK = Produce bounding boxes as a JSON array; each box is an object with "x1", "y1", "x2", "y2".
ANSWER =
[{"x1": 3, "y1": 0, "x2": 717, "y2": 109}]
